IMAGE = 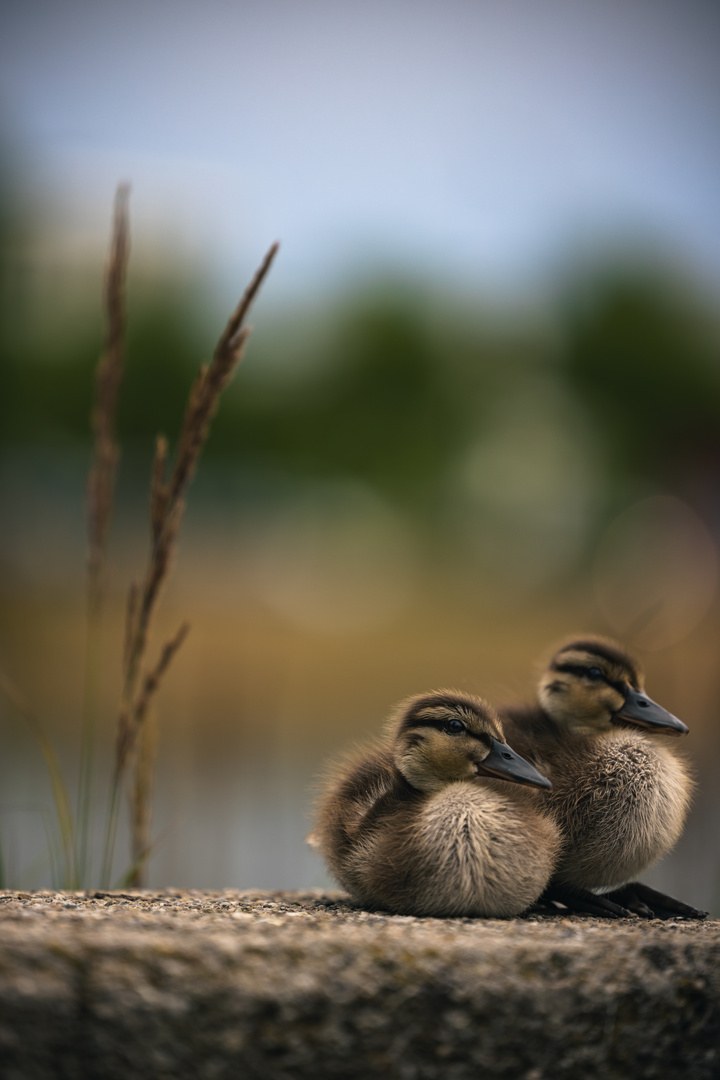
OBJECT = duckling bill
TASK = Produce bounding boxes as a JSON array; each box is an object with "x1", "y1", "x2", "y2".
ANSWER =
[
  {"x1": 613, "y1": 684, "x2": 688, "y2": 735},
  {"x1": 499, "y1": 636, "x2": 706, "y2": 920},
  {"x1": 310, "y1": 690, "x2": 559, "y2": 918}
]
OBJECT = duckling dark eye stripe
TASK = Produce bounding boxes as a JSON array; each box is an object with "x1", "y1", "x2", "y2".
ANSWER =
[
  {"x1": 551, "y1": 663, "x2": 626, "y2": 695},
  {"x1": 552, "y1": 662, "x2": 606, "y2": 682},
  {"x1": 551, "y1": 662, "x2": 595, "y2": 677},
  {"x1": 402, "y1": 714, "x2": 448, "y2": 731},
  {"x1": 405, "y1": 716, "x2": 489, "y2": 742}
]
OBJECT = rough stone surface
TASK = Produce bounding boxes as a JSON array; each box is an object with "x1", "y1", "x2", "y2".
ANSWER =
[{"x1": 0, "y1": 889, "x2": 717, "y2": 1079}]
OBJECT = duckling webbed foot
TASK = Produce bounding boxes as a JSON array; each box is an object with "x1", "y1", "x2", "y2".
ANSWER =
[
  {"x1": 604, "y1": 882, "x2": 708, "y2": 920},
  {"x1": 531, "y1": 884, "x2": 636, "y2": 919}
]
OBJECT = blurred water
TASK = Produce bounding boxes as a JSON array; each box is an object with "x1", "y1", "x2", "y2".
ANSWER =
[
  {"x1": 2, "y1": 713, "x2": 718, "y2": 913},
  {"x1": 1, "y1": 486, "x2": 719, "y2": 912}
]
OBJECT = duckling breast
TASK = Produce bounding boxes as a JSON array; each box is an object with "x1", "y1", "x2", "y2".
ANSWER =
[
  {"x1": 353, "y1": 783, "x2": 560, "y2": 918},
  {"x1": 551, "y1": 730, "x2": 692, "y2": 890}
]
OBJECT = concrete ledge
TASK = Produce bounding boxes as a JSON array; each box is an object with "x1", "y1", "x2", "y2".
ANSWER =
[{"x1": 0, "y1": 890, "x2": 718, "y2": 1079}]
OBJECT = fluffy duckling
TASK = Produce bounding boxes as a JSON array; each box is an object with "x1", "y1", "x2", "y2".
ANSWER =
[
  {"x1": 310, "y1": 690, "x2": 559, "y2": 918},
  {"x1": 499, "y1": 636, "x2": 705, "y2": 918}
]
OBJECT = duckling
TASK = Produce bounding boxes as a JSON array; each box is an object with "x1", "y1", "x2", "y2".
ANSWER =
[
  {"x1": 498, "y1": 636, "x2": 706, "y2": 919},
  {"x1": 310, "y1": 689, "x2": 559, "y2": 918}
]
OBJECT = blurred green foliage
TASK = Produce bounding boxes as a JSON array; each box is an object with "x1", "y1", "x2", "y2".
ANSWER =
[
  {"x1": 561, "y1": 270, "x2": 720, "y2": 481},
  {"x1": 1, "y1": 175, "x2": 719, "y2": 540},
  {"x1": 213, "y1": 300, "x2": 475, "y2": 511},
  {"x1": 0, "y1": 262, "x2": 207, "y2": 450}
]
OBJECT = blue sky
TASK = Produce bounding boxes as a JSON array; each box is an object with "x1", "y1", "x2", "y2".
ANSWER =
[{"x1": 1, "y1": 0, "x2": 719, "y2": 302}]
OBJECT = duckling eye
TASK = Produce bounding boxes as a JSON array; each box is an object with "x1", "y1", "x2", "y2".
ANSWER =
[
  {"x1": 586, "y1": 667, "x2": 603, "y2": 681},
  {"x1": 444, "y1": 719, "x2": 466, "y2": 735}
]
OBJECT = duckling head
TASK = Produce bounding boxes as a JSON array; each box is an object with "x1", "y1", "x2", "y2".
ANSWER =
[
  {"x1": 389, "y1": 690, "x2": 552, "y2": 793},
  {"x1": 538, "y1": 636, "x2": 689, "y2": 737}
]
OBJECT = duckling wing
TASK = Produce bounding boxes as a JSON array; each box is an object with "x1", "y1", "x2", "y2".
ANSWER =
[{"x1": 311, "y1": 746, "x2": 413, "y2": 890}]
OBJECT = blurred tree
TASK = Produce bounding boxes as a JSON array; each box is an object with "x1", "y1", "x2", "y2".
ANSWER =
[
  {"x1": 559, "y1": 265, "x2": 720, "y2": 528},
  {"x1": 0, "y1": 269, "x2": 208, "y2": 453},
  {"x1": 2, "y1": 150, "x2": 720, "y2": 546},
  {"x1": 212, "y1": 296, "x2": 495, "y2": 513}
]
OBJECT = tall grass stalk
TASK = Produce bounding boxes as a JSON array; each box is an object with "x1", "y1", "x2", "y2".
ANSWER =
[
  {"x1": 41, "y1": 810, "x2": 61, "y2": 890},
  {"x1": 0, "y1": 670, "x2": 77, "y2": 887},
  {"x1": 78, "y1": 184, "x2": 130, "y2": 886},
  {"x1": 2, "y1": 187, "x2": 277, "y2": 890},
  {"x1": 99, "y1": 220, "x2": 279, "y2": 887}
]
